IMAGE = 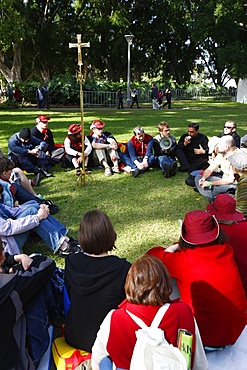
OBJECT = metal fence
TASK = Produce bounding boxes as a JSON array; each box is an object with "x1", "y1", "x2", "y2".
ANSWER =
[{"x1": 83, "y1": 88, "x2": 237, "y2": 107}]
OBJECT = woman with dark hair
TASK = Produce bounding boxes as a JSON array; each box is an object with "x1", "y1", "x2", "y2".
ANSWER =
[
  {"x1": 64, "y1": 210, "x2": 131, "y2": 353},
  {"x1": 92, "y1": 255, "x2": 207, "y2": 370},
  {"x1": 147, "y1": 210, "x2": 247, "y2": 348}
]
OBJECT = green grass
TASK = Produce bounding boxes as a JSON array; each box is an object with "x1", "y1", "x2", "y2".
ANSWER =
[
  {"x1": 1, "y1": 100, "x2": 247, "y2": 267},
  {"x1": 1, "y1": 100, "x2": 247, "y2": 368}
]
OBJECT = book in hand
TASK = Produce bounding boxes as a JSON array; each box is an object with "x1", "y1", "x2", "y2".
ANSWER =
[{"x1": 177, "y1": 328, "x2": 193, "y2": 370}]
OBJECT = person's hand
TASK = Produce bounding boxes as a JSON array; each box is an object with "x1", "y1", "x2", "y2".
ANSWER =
[
  {"x1": 198, "y1": 177, "x2": 205, "y2": 187},
  {"x1": 184, "y1": 136, "x2": 191, "y2": 146},
  {"x1": 16, "y1": 254, "x2": 33, "y2": 270},
  {"x1": 136, "y1": 161, "x2": 144, "y2": 170},
  {"x1": 166, "y1": 243, "x2": 180, "y2": 252},
  {"x1": 194, "y1": 145, "x2": 205, "y2": 155},
  {"x1": 108, "y1": 141, "x2": 117, "y2": 150},
  {"x1": 29, "y1": 148, "x2": 39, "y2": 156},
  {"x1": 200, "y1": 180, "x2": 212, "y2": 188},
  {"x1": 142, "y1": 158, "x2": 149, "y2": 169},
  {"x1": 37, "y1": 204, "x2": 49, "y2": 221}
]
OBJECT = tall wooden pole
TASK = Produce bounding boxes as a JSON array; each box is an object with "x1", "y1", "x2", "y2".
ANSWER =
[{"x1": 69, "y1": 34, "x2": 90, "y2": 185}]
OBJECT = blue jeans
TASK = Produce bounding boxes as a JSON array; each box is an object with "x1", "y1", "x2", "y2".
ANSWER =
[
  {"x1": 195, "y1": 175, "x2": 237, "y2": 202},
  {"x1": 13, "y1": 183, "x2": 43, "y2": 205},
  {"x1": 119, "y1": 152, "x2": 158, "y2": 170},
  {"x1": 158, "y1": 155, "x2": 175, "y2": 171},
  {"x1": 13, "y1": 201, "x2": 68, "y2": 252},
  {"x1": 99, "y1": 357, "x2": 125, "y2": 370}
]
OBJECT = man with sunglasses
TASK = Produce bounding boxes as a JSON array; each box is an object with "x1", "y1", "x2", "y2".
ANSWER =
[{"x1": 218, "y1": 120, "x2": 241, "y2": 148}]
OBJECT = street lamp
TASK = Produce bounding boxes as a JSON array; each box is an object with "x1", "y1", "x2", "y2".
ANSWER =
[{"x1": 125, "y1": 34, "x2": 134, "y2": 107}]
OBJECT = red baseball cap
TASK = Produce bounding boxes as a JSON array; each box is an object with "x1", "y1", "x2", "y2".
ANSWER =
[
  {"x1": 37, "y1": 115, "x2": 50, "y2": 123},
  {"x1": 90, "y1": 120, "x2": 105, "y2": 130},
  {"x1": 68, "y1": 124, "x2": 82, "y2": 135},
  {"x1": 206, "y1": 194, "x2": 244, "y2": 222}
]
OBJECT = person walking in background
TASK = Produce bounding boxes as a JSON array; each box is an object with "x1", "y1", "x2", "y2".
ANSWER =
[
  {"x1": 14, "y1": 86, "x2": 22, "y2": 104},
  {"x1": 162, "y1": 86, "x2": 172, "y2": 109},
  {"x1": 36, "y1": 85, "x2": 44, "y2": 109},
  {"x1": 130, "y1": 86, "x2": 140, "y2": 109},
  {"x1": 151, "y1": 83, "x2": 160, "y2": 109},
  {"x1": 117, "y1": 87, "x2": 124, "y2": 109},
  {"x1": 41, "y1": 82, "x2": 49, "y2": 109}
]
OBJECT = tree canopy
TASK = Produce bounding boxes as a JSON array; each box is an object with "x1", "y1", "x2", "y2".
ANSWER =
[{"x1": 0, "y1": 0, "x2": 246, "y2": 87}]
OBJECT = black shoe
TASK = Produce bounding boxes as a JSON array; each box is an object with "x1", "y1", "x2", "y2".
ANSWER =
[
  {"x1": 131, "y1": 169, "x2": 141, "y2": 178},
  {"x1": 170, "y1": 162, "x2": 177, "y2": 176},
  {"x1": 193, "y1": 186, "x2": 199, "y2": 193},
  {"x1": 32, "y1": 172, "x2": 43, "y2": 187},
  {"x1": 163, "y1": 163, "x2": 171, "y2": 178},
  {"x1": 57, "y1": 242, "x2": 81, "y2": 258},
  {"x1": 40, "y1": 169, "x2": 52, "y2": 177},
  {"x1": 43, "y1": 200, "x2": 60, "y2": 215}
]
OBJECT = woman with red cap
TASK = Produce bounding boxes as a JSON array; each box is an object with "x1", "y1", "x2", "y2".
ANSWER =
[
  {"x1": 206, "y1": 193, "x2": 247, "y2": 298},
  {"x1": 64, "y1": 124, "x2": 92, "y2": 176},
  {"x1": 147, "y1": 210, "x2": 247, "y2": 348}
]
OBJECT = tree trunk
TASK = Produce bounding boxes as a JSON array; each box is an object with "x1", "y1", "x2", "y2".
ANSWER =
[{"x1": 0, "y1": 44, "x2": 22, "y2": 83}]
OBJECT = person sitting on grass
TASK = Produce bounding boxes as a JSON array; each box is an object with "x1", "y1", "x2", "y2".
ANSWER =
[
  {"x1": 194, "y1": 136, "x2": 240, "y2": 202},
  {"x1": 147, "y1": 210, "x2": 247, "y2": 349},
  {"x1": 0, "y1": 237, "x2": 61, "y2": 369},
  {"x1": 0, "y1": 188, "x2": 80, "y2": 257},
  {"x1": 63, "y1": 123, "x2": 92, "y2": 176},
  {"x1": 88, "y1": 120, "x2": 120, "y2": 177},
  {"x1": 31, "y1": 115, "x2": 65, "y2": 165},
  {"x1": 65, "y1": 209, "x2": 131, "y2": 354},
  {"x1": 91, "y1": 255, "x2": 208, "y2": 370},
  {"x1": 206, "y1": 193, "x2": 247, "y2": 298},
  {"x1": 8, "y1": 127, "x2": 52, "y2": 178},
  {"x1": 175, "y1": 122, "x2": 209, "y2": 173},
  {"x1": 0, "y1": 157, "x2": 59, "y2": 214},
  {"x1": 120, "y1": 125, "x2": 157, "y2": 178},
  {"x1": 153, "y1": 121, "x2": 177, "y2": 178}
]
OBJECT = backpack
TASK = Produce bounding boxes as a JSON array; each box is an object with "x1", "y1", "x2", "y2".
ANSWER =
[{"x1": 126, "y1": 304, "x2": 188, "y2": 370}]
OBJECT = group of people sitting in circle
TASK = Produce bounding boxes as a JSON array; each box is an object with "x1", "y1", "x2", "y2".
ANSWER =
[{"x1": 0, "y1": 114, "x2": 247, "y2": 369}]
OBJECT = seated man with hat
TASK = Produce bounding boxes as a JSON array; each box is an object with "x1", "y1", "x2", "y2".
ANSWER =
[
  {"x1": 63, "y1": 123, "x2": 92, "y2": 176},
  {"x1": 8, "y1": 127, "x2": 51, "y2": 178},
  {"x1": 88, "y1": 120, "x2": 120, "y2": 177},
  {"x1": 31, "y1": 115, "x2": 65, "y2": 165},
  {"x1": 206, "y1": 193, "x2": 247, "y2": 298}
]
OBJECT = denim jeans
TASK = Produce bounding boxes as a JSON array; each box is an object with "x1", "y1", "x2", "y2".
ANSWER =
[
  {"x1": 13, "y1": 200, "x2": 68, "y2": 252},
  {"x1": 99, "y1": 357, "x2": 125, "y2": 370},
  {"x1": 13, "y1": 183, "x2": 43, "y2": 205},
  {"x1": 158, "y1": 155, "x2": 175, "y2": 171},
  {"x1": 195, "y1": 175, "x2": 237, "y2": 202}
]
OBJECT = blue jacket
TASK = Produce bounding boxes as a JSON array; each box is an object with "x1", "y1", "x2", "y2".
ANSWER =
[{"x1": 8, "y1": 133, "x2": 48, "y2": 157}]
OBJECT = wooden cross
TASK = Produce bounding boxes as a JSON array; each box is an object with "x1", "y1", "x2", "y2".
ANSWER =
[{"x1": 69, "y1": 34, "x2": 91, "y2": 186}]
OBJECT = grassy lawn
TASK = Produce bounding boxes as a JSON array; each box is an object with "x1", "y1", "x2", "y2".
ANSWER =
[
  {"x1": 1, "y1": 100, "x2": 247, "y2": 368},
  {"x1": 0, "y1": 100, "x2": 247, "y2": 267}
]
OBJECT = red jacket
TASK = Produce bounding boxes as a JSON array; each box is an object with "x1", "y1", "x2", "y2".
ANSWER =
[
  {"x1": 219, "y1": 221, "x2": 247, "y2": 298},
  {"x1": 147, "y1": 243, "x2": 247, "y2": 346},
  {"x1": 107, "y1": 301, "x2": 197, "y2": 369}
]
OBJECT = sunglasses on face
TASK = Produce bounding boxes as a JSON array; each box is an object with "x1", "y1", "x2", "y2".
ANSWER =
[{"x1": 224, "y1": 126, "x2": 232, "y2": 129}]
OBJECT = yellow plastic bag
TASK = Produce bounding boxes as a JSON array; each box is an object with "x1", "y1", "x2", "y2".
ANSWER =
[{"x1": 52, "y1": 336, "x2": 91, "y2": 370}]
